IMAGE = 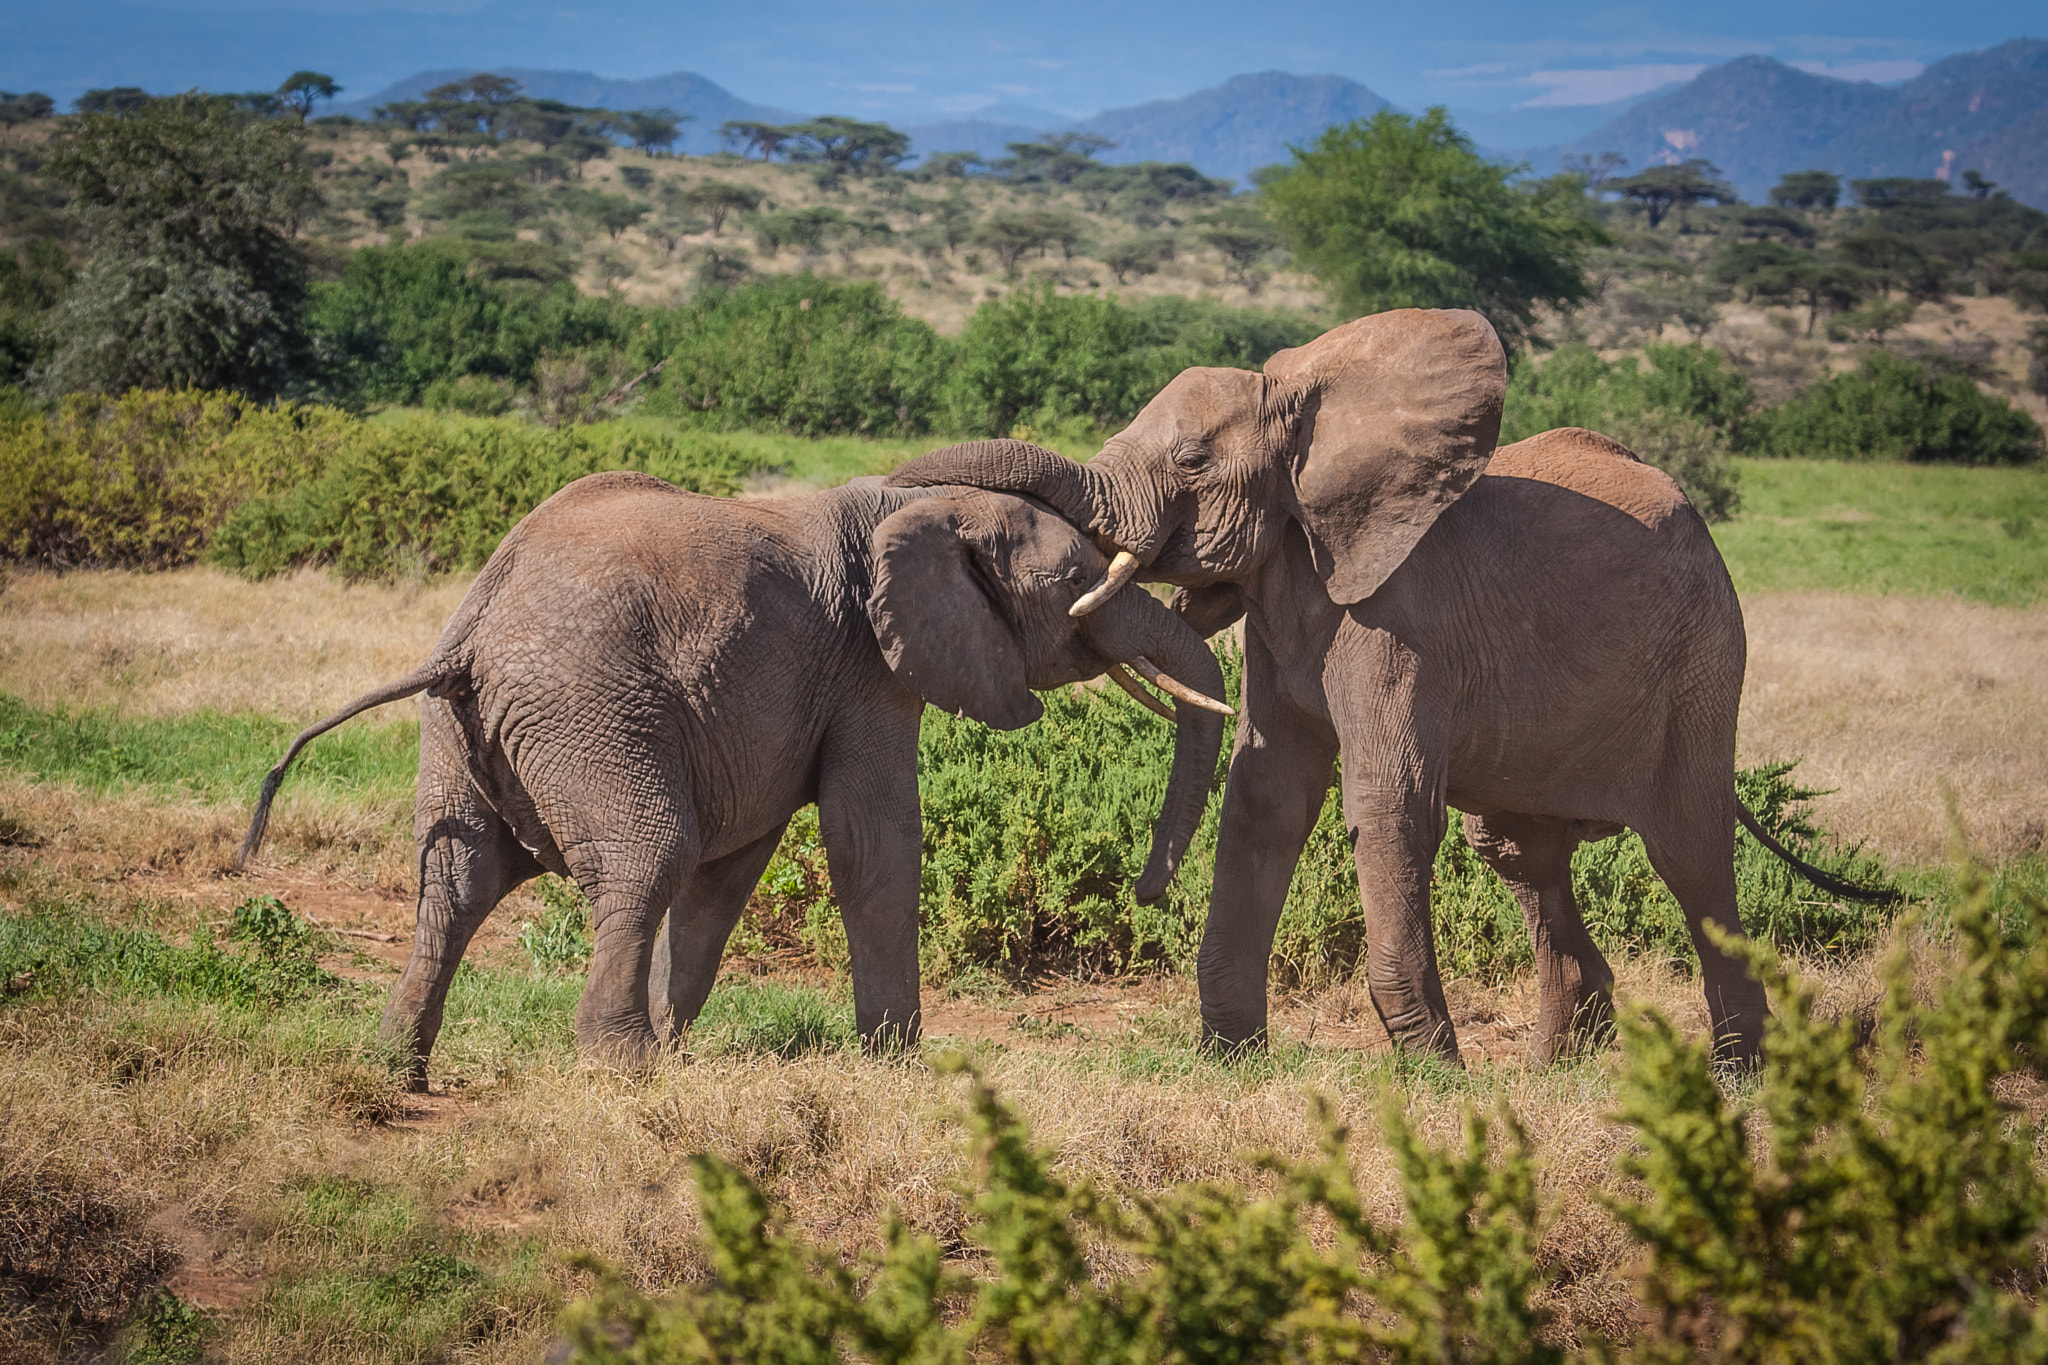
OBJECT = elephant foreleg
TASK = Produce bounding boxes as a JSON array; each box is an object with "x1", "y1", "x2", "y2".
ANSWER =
[
  {"x1": 1463, "y1": 811, "x2": 1613, "y2": 1064},
  {"x1": 1344, "y1": 776, "x2": 1459, "y2": 1063},
  {"x1": 1198, "y1": 703, "x2": 1338, "y2": 1052},
  {"x1": 649, "y1": 819, "x2": 790, "y2": 1046},
  {"x1": 818, "y1": 716, "x2": 923, "y2": 1053}
]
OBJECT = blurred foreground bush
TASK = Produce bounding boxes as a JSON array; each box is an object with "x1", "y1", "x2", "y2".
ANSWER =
[{"x1": 567, "y1": 865, "x2": 2048, "y2": 1364}]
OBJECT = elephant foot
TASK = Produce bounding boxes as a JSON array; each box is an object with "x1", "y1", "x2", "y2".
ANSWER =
[
  {"x1": 1528, "y1": 981, "x2": 1616, "y2": 1067},
  {"x1": 1199, "y1": 1023, "x2": 1269, "y2": 1059},
  {"x1": 576, "y1": 1020, "x2": 663, "y2": 1076}
]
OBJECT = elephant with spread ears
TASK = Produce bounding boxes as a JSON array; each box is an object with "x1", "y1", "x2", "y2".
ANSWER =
[
  {"x1": 891, "y1": 308, "x2": 1883, "y2": 1066},
  {"x1": 238, "y1": 459, "x2": 1232, "y2": 1087}
]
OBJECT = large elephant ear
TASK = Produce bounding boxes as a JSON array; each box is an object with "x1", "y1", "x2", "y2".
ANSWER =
[
  {"x1": 1264, "y1": 308, "x2": 1506, "y2": 605},
  {"x1": 868, "y1": 499, "x2": 1044, "y2": 732}
]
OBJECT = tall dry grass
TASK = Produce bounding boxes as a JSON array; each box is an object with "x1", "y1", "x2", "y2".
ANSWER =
[
  {"x1": 1740, "y1": 591, "x2": 2048, "y2": 861},
  {"x1": 0, "y1": 566, "x2": 473, "y2": 720}
]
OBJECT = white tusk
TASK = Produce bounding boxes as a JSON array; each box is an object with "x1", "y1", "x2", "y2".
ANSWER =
[
  {"x1": 1128, "y1": 655, "x2": 1235, "y2": 717},
  {"x1": 1069, "y1": 550, "x2": 1142, "y2": 617},
  {"x1": 1106, "y1": 662, "x2": 1176, "y2": 722}
]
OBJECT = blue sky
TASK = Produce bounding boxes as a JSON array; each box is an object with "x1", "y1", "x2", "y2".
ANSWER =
[{"x1": 0, "y1": 0, "x2": 2035, "y2": 120}]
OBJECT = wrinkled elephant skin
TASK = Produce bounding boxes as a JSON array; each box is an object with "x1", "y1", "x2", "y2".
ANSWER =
[
  {"x1": 243, "y1": 450, "x2": 1228, "y2": 1088},
  {"x1": 889, "y1": 311, "x2": 1773, "y2": 1067}
]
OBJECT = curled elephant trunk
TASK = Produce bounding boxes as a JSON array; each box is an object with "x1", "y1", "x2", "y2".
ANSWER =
[
  {"x1": 1078, "y1": 587, "x2": 1231, "y2": 905},
  {"x1": 888, "y1": 439, "x2": 1170, "y2": 579}
]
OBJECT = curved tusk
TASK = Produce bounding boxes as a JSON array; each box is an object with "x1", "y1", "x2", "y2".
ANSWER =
[
  {"x1": 1069, "y1": 549, "x2": 1142, "y2": 617},
  {"x1": 1106, "y1": 662, "x2": 1177, "y2": 722},
  {"x1": 1128, "y1": 655, "x2": 1235, "y2": 717}
]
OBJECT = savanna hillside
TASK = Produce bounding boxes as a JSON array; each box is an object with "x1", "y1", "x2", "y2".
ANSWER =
[{"x1": 2, "y1": 74, "x2": 2047, "y2": 1365}]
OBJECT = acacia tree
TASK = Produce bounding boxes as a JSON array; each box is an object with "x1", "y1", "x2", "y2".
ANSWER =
[
  {"x1": 620, "y1": 108, "x2": 686, "y2": 155},
  {"x1": 36, "y1": 93, "x2": 323, "y2": 398},
  {"x1": 1607, "y1": 159, "x2": 1739, "y2": 228},
  {"x1": 679, "y1": 180, "x2": 763, "y2": 234},
  {"x1": 1260, "y1": 108, "x2": 1604, "y2": 351},
  {"x1": 277, "y1": 71, "x2": 340, "y2": 124}
]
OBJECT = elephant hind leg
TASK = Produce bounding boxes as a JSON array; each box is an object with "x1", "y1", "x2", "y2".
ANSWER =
[
  {"x1": 649, "y1": 819, "x2": 790, "y2": 1046},
  {"x1": 1462, "y1": 811, "x2": 1613, "y2": 1065},
  {"x1": 384, "y1": 799, "x2": 542, "y2": 1092},
  {"x1": 1638, "y1": 807, "x2": 1769, "y2": 1064}
]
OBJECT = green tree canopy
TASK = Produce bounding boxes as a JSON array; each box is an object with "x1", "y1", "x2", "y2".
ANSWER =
[
  {"x1": 1606, "y1": 159, "x2": 1740, "y2": 228},
  {"x1": 678, "y1": 180, "x2": 763, "y2": 234},
  {"x1": 1853, "y1": 177, "x2": 1951, "y2": 210},
  {"x1": 1770, "y1": 170, "x2": 1841, "y2": 211},
  {"x1": 620, "y1": 108, "x2": 685, "y2": 155},
  {"x1": 277, "y1": 71, "x2": 339, "y2": 124},
  {"x1": 1258, "y1": 108, "x2": 1604, "y2": 351},
  {"x1": 37, "y1": 93, "x2": 323, "y2": 399}
]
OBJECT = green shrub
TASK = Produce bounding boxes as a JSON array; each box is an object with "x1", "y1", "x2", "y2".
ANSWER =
[
  {"x1": 903, "y1": 638, "x2": 1889, "y2": 986},
  {"x1": 1499, "y1": 343, "x2": 1746, "y2": 520},
  {"x1": 311, "y1": 242, "x2": 638, "y2": 405},
  {"x1": 562, "y1": 868, "x2": 2048, "y2": 1364},
  {"x1": 0, "y1": 388, "x2": 356, "y2": 567},
  {"x1": 944, "y1": 286, "x2": 1317, "y2": 436},
  {"x1": 207, "y1": 414, "x2": 771, "y2": 580},
  {"x1": 1754, "y1": 348, "x2": 2045, "y2": 465},
  {"x1": 642, "y1": 274, "x2": 945, "y2": 437}
]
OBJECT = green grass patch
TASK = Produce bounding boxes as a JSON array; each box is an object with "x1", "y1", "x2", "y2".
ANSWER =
[
  {"x1": 1713, "y1": 458, "x2": 2048, "y2": 603},
  {"x1": 691, "y1": 978, "x2": 855, "y2": 1059},
  {"x1": 0, "y1": 895, "x2": 340, "y2": 1008},
  {"x1": 0, "y1": 691, "x2": 418, "y2": 803}
]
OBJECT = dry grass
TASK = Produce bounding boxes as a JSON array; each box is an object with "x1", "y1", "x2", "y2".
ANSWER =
[
  {"x1": 1740, "y1": 592, "x2": 2048, "y2": 861},
  {"x1": 0, "y1": 566, "x2": 473, "y2": 720}
]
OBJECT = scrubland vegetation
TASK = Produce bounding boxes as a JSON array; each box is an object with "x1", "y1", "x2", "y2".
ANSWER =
[{"x1": 2, "y1": 73, "x2": 2047, "y2": 1365}]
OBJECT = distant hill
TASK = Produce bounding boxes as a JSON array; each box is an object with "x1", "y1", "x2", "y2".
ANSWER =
[
  {"x1": 1547, "y1": 56, "x2": 1897, "y2": 201},
  {"x1": 1075, "y1": 72, "x2": 1391, "y2": 183},
  {"x1": 336, "y1": 68, "x2": 800, "y2": 156},
  {"x1": 903, "y1": 115, "x2": 1060, "y2": 164},
  {"x1": 1818, "y1": 38, "x2": 2048, "y2": 205}
]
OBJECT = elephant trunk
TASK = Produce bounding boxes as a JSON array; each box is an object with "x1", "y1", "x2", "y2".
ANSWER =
[
  {"x1": 888, "y1": 439, "x2": 1172, "y2": 566},
  {"x1": 1080, "y1": 587, "x2": 1230, "y2": 905}
]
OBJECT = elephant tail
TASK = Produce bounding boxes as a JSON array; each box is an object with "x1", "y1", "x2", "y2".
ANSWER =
[
  {"x1": 236, "y1": 662, "x2": 464, "y2": 870},
  {"x1": 1734, "y1": 799, "x2": 1897, "y2": 905}
]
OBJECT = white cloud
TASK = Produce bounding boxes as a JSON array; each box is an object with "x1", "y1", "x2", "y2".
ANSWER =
[
  {"x1": 1789, "y1": 58, "x2": 1925, "y2": 84},
  {"x1": 1421, "y1": 62, "x2": 1512, "y2": 78},
  {"x1": 1515, "y1": 62, "x2": 1708, "y2": 108},
  {"x1": 992, "y1": 83, "x2": 1039, "y2": 97}
]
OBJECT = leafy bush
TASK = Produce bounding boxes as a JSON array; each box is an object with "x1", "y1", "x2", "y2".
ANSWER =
[
  {"x1": 0, "y1": 388, "x2": 356, "y2": 567},
  {"x1": 642, "y1": 274, "x2": 945, "y2": 437},
  {"x1": 311, "y1": 242, "x2": 636, "y2": 405},
  {"x1": 827, "y1": 639, "x2": 1891, "y2": 987},
  {"x1": 1752, "y1": 348, "x2": 2044, "y2": 465},
  {"x1": 564, "y1": 868, "x2": 2048, "y2": 1364},
  {"x1": 943, "y1": 286, "x2": 1317, "y2": 436},
  {"x1": 208, "y1": 414, "x2": 771, "y2": 580},
  {"x1": 1499, "y1": 342, "x2": 1748, "y2": 520}
]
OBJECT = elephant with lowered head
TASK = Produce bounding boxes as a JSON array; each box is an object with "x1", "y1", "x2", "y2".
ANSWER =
[
  {"x1": 891, "y1": 309, "x2": 1882, "y2": 1066},
  {"x1": 239, "y1": 451, "x2": 1230, "y2": 1087}
]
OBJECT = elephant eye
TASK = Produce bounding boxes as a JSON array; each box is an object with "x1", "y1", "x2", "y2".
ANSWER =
[{"x1": 1172, "y1": 442, "x2": 1210, "y2": 471}]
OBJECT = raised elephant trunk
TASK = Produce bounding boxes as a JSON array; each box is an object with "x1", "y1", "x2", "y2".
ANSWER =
[
  {"x1": 888, "y1": 439, "x2": 1171, "y2": 583},
  {"x1": 1077, "y1": 586, "x2": 1230, "y2": 905}
]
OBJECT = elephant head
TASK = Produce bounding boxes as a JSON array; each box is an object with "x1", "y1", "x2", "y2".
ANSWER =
[
  {"x1": 866, "y1": 487, "x2": 1231, "y2": 901},
  {"x1": 887, "y1": 309, "x2": 1507, "y2": 611}
]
